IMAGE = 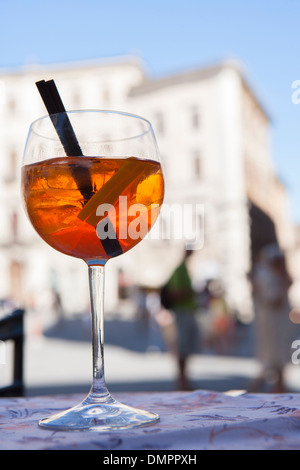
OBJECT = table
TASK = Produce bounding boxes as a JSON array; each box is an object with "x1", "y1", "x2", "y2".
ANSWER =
[{"x1": 1, "y1": 390, "x2": 300, "y2": 450}]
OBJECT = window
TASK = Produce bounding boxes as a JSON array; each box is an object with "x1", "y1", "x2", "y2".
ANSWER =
[
  {"x1": 191, "y1": 106, "x2": 200, "y2": 129},
  {"x1": 102, "y1": 89, "x2": 110, "y2": 106},
  {"x1": 9, "y1": 260, "x2": 23, "y2": 303},
  {"x1": 154, "y1": 111, "x2": 165, "y2": 135},
  {"x1": 10, "y1": 149, "x2": 17, "y2": 173},
  {"x1": 11, "y1": 210, "x2": 18, "y2": 243},
  {"x1": 7, "y1": 96, "x2": 16, "y2": 116},
  {"x1": 72, "y1": 90, "x2": 81, "y2": 108},
  {"x1": 193, "y1": 150, "x2": 202, "y2": 179},
  {"x1": 5, "y1": 149, "x2": 17, "y2": 182}
]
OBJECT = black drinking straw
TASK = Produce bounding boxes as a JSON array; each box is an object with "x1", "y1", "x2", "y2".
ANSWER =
[
  {"x1": 36, "y1": 80, "x2": 93, "y2": 200},
  {"x1": 35, "y1": 79, "x2": 123, "y2": 257}
]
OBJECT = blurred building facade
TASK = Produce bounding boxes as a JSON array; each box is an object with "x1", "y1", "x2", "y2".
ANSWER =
[{"x1": 0, "y1": 56, "x2": 296, "y2": 322}]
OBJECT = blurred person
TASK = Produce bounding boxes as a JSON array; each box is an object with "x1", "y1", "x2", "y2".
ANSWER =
[
  {"x1": 161, "y1": 249, "x2": 199, "y2": 390},
  {"x1": 135, "y1": 287, "x2": 149, "y2": 327},
  {"x1": 25, "y1": 292, "x2": 43, "y2": 340},
  {"x1": 118, "y1": 268, "x2": 130, "y2": 299},
  {"x1": 51, "y1": 287, "x2": 64, "y2": 321},
  {"x1": 208, "y1": 281, "x2": 235, "y2": 355},
  {"x1": 250, "y1": 243, "x2": 294, "y2": 393},
  {"x1": 154, "y1": 306, "x2": 177, "y2": 355},
  {"x1": 145, "y1": 290, "x2": 168, "y2": 352},
  {"x1": 194, "y1": 282, "x2": 214, "y2": 353}
]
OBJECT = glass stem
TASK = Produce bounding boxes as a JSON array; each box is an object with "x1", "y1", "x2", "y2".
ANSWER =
[{"x1": 88, "y1": 263, "x2": 110, "y2": 400}]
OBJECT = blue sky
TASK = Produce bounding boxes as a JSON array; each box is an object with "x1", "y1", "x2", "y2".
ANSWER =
[{"x1": 1, "y1": 0, "x2": 300, "y2": 222}]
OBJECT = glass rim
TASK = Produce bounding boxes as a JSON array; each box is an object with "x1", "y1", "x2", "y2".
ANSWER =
[{"x1": 28, "y1": 109, "x2": 154, "y2": 143}]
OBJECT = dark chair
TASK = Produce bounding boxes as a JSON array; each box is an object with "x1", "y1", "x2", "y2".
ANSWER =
[{"x1": 0, "y1": 308, "x2": 25, "y2": 397}]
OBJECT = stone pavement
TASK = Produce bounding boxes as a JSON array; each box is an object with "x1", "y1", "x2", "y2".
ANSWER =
[
  {"x1": 23, "y1": 313, "x2": 300, "y2": 396},
  {"x1": 1, "y1": 311, "x2": 300, "y2": 396}
]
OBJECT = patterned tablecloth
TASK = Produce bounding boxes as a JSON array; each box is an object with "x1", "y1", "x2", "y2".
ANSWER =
[{"x1": 1, "y1": 390, "x2": 300, "y2": 450}]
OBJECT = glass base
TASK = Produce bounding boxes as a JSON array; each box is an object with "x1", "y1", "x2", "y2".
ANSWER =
[{"x1": 38, "y1": 392, "x2": 159, "y2": 432}]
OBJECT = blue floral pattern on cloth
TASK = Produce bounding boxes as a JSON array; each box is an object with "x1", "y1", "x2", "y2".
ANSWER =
[{"x1": 1, "y1": 390, "x2": 300, "y2": 449}]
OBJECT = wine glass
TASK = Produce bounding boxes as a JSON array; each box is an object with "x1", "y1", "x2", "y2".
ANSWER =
[{"x1": 21, "y1": 110, "x2": 164, "y2": 431}]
